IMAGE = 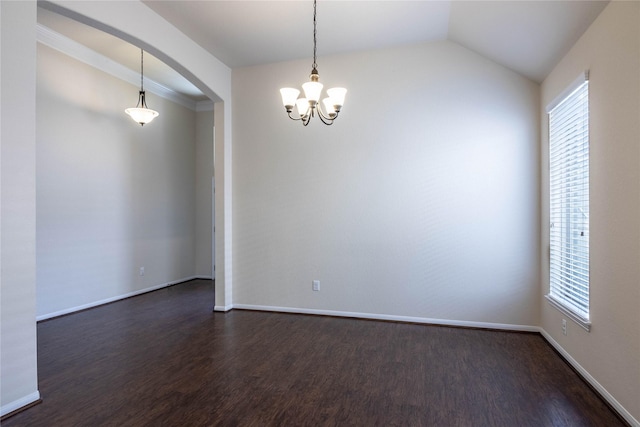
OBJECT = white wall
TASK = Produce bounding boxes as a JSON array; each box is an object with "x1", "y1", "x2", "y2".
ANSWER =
[
  {"x1": 540, "y1": 2, "x2": 640, "y2": 424},
  {"x1": 0, "y1": 0, "x2": 40, "y2": 416},
  {"x1": 232, "y1": 41, "x2": 540, "y2": 327},
  {"x1": 195, "y1": 110, "x2": 214, "y2": 277},
  {"x1": 36, "y1": 44, "x2": 197, "y2": 318}
]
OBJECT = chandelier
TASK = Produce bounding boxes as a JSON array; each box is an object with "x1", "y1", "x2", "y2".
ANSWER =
[
  {"x1": 125, "y1": 49, "x2": 159, "y2": 126},
  {"x1": 280, "y1": 0, "x2": 346, "y2": 126}
]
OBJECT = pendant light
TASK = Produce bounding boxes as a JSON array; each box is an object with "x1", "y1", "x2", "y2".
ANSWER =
[
  {"x1": 125, "y1": 49, "x2": 159, "y2": 126},
  {"x1": 280, "y1": 0, "x2": 346, "y2": 126}
]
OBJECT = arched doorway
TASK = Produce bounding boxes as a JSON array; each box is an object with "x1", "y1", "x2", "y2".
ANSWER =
[{"x1": 40, "y1": 1, "x2": 232, "y2": 311}]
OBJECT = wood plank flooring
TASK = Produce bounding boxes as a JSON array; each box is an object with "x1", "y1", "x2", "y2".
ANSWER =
[{"x1": 3, "y1": 279, "x2": 626, "y2": 426}]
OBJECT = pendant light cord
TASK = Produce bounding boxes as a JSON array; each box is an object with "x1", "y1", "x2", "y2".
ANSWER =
[
  {"x1": 140, "y1": 49, "x2": 145, "y2": 91},
  {"x1": 312, "y1": 0, "x2": 318, "y2": 72}
]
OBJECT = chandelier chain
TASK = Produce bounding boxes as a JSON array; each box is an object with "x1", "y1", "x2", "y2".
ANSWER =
[
  {"x1": 140, "y1": 49, "x2": 144, "y2": 91},
  {"x1": 312, "y1": 0, "x2": 317, "y2": 71}
]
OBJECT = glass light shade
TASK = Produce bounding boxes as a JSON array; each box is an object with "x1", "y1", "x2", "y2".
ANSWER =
[
  {"x1": 296, "y1": 98, "x2": 310, "y2": 118},
  {"x1": 322, "y1": 98, "x2": 336, "y2": 116},
  {"x1": 327, "y1": 87, "x2": 347, "y2": 107},
  {"x1": 125, "y1": 107, "x2": 159, "y2": 125},
  {"x1": 280, "y1": 88, "x2": 300, "y2": 108},
  {"x1": 302, "y1": 81, "x2": 323, "y2": 103}
]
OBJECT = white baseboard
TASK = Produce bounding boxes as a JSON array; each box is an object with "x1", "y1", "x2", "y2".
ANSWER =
[
  {"x1": 36, "y1": 276, "x2": 201, "y2": 321},
  {"x1": 539, "y1": 329, "x2": 639, "y2": 427},
  {"x1": 1, "y1": 391, "x2": 40, "y2": 418},
  {"x1": 231, "y1": 304, "x2": 539, "y2": 332},
  {"x1": 214, "y1": 305, "x2": 233, "y2": 312}
]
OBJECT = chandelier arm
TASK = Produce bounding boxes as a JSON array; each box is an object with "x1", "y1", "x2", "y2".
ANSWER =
[
  {"x1": 316, "y1": 105, "x2": 337, "y2": 124},
  {"x1": 317, "y1": 113, "x2": 335, "y2": 125},
  {"x1": 302, "y1": 108, "x2": 313, "y2": 126},
  {"x1": 287, "y1": 111, "x2": 303, "y2": 121},
  {"x1": 134, "y1": 91, "x2": 142, "y2": 108}
]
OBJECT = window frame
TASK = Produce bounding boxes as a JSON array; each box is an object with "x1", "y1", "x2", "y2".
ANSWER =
[{"x1": 545, "y1": 71, "x2": 591, "y2": 332}]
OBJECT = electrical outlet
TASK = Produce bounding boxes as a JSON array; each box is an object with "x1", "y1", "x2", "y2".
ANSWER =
[
  {"x1": 562, "y1": 319, "x2": 567, "y2": 335},
  {"x1": 312, "y1": 280, "x2": 320, "y2": 291},
  {"x1": 139, "y1": 267, "x2": 145, "y2": 276}
]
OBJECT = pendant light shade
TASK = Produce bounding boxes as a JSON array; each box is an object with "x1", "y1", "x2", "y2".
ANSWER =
[
  {"x1": 302, "y1": 80, "x2": 323, "y2": 104},
  {"x1": 125, "y1": 49, "x2": 159, "y2": 126},
  {"x1": 125, "y1": 92, "x2": 159, "y2": 125}
]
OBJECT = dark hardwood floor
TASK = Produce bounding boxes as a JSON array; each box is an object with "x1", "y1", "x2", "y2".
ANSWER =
[{"x1": 4, "y1": 279, "x2": 626, "y2": 426}]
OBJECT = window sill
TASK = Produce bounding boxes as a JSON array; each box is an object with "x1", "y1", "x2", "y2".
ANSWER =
[{"x1": 545, "y1": 295, "x2": 591, "y2": 332}]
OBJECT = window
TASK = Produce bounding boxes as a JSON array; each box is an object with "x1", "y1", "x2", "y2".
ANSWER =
[{"x1": 547, "y1": 72, "x2": 590, "y2": 329}]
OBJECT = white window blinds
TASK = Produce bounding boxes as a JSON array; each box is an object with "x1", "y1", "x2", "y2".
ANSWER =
[{"x1": 548, "y1": 75, "x2": 590, "y2": 322}]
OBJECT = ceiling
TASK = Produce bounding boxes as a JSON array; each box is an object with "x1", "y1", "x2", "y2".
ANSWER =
[{"x1": 38, "y1": 1, "x2": 609, "y2": 102}]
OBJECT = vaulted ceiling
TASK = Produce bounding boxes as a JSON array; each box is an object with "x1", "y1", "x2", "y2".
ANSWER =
[{"x1": 38, "y1": 1, "x2": 609, "y2": 102}]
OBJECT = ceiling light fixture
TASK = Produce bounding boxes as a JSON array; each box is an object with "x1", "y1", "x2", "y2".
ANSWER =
[
  {"x1": 280, "y1": 0, "x2": 346, "y2": 126},
  {"x1": 125, "y1": 49, "x2": 159, "y2": 126}
]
